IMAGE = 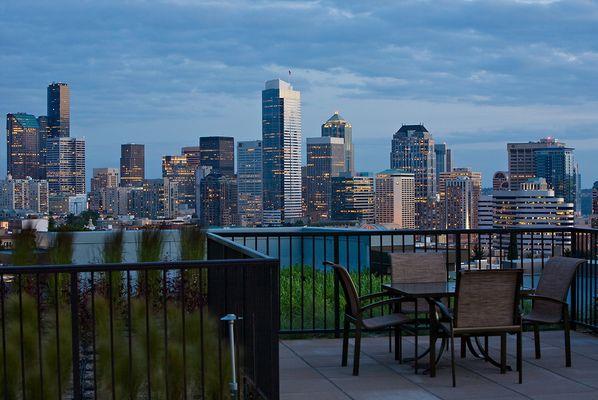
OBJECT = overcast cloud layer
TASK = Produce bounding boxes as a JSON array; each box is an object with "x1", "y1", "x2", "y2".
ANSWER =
[{"x1": 1, "y1": 0, "x2": 598, "y2": 186}]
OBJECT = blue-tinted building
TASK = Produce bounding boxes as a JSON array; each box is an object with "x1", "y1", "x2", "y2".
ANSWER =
[{"x1": 534, "y1": 146, "x2": 577, "y2": 206}]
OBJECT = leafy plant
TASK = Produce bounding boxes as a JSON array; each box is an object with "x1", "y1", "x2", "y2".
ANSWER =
[
  {"x1": 101, "y1": 230, "x2": 125, "y2": 302},
  {"x1": 472, "y1": 245, "x2": 485, "y2": 261},
  {"x1": 11, "y1": 229, "x2": 37, "y2": 266},
  {"x1": 137, "y1": 229, "x2": 164, "y2": 300},
  {"x1": 179, "y1": 226, "x2": 206, "y2": 261}
]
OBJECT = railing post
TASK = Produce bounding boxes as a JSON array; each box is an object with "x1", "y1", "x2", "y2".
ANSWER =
[
  {"x1": 333, "y1": 235, "x2": 340, "y2": 338},
  {"x1": 455, "y1": 233, "x2": 462, "y2": 272},
  {"x1": 70, "y1": 271, "x2": 81, "y2": 399},
  {"x1": 570, "y1": 229, "x2": 578, "y2": 329}
]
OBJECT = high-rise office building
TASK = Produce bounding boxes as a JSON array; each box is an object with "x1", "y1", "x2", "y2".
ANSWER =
[
  {"x1": 46, "y1": 137, "x2": 85, "y2": 213},
  {"x1": 47, "y1": 83, "x2": 70, "y2": 138},
  {"x1": 37, "y1": 116, "x2": 49, "y2": 178},
  {"x1": 321, "y1": 112, "x2": 354, "y2": 174},
  {"x1": 89, "y1": 168, "x2": 120, "y2": 213},
  {"x1": 199, "y1": 172, "x2": 238, "y2": 227},
  {"x1": 6, "y1": 113, "x2": 42, "y2": 179},
  {"x1": 120, "y1": 144, "x2": 145, "y2": 187},
  {"x1": 534, "y1": 145, "x2": 577, "y2": 205},
  {"x1": 181, "y1": 146, "x2": 201, "y2": 170},
  {"x1": 162, "y1": 155, "x2": 197, "y2": 213},
  {"x1": 305, "y1": 137, "x2": 346, "y2": 222},
  {"x1": 438, "y1": 168, "x2": 482, "y2": 229},
  {"x1": 493, "y1": 171, "x2": 510, "y2": 191},
  {"x1": 237, "y1": 140, "x2": 263, "y2": 227},
  {"x1": 390, "y1": 124, "x2": 436, "y2": 228},
  {"x1": 199, "y1": 136, "x2": 234, "y2": 176},
  {"x1": 262, "y1": 79, "x2": 302, "y2": 225},
  {"x1": 507, "y1": 138, "x2": 563, "y2": 189},
  {"x1": 434, "y1": 143, "x2": 452, "y2": 185},
  {"x1": 331, "y1": 173, "x2": 375, "y2": 224},
  {"x1": 374, "y1": 169, "x2": 415, "y2": 228}
]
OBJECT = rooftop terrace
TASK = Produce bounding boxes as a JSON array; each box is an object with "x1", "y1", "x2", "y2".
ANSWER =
[{"x1": 281, "y1": 331, "x2": 598, "y2": 400}]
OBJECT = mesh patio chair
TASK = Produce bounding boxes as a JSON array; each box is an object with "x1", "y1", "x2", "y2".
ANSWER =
[
  {"x1": 522, "y1": 256, "x2": 586, "y2": 367},
  {"x1": 433, "y1": 269, "x2": 524, "y2": 387},
  {"x1": 324, "y1": 261, "x2": 412, "y2": 376},
  {"x1": 389, "y1": 252, "x2": 448, "y2": 362}
]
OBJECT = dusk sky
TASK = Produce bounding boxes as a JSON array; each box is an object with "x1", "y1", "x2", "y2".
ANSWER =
[{"x1": 2, "y1": 0, "x2": 598, "y2": 187}]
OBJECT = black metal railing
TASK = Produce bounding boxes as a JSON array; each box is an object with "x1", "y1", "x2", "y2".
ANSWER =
[
  {"x1": 0, "y1": 233, "x2": 279, "y2": 400},
  {"x1": 213, "y1": 227, "x2": 598, "y2": 335}
]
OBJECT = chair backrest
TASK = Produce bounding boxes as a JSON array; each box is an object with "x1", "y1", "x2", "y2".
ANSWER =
[
  {"x1": 330, "y1": 263, "x2": 360, "y2": 317},
  {"x1": 454, "y1": 269, "x2": 522, "y2": 329},
  {"x1": 389, "y1": 252, "x2": 447, "y2": 284},
  {"x1": 533, "y1": 256, "x2": 586, "y2": 319}
]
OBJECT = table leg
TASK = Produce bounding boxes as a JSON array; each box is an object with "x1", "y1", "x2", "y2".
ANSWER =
[
  {"x1": 472, "y1": 336, "x2": 513, "y2": 371},
  {"x1": 429, "y1": 298, "x2": 436, "y2": 377}
]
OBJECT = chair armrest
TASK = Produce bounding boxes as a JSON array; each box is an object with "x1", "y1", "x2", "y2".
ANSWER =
[
  {"x1": 523, "y1": 294, "x2": 567, "y2": 306},
  {"x1": 432, "y1": 299, "x2": 453, "y2": 320},
  {"x1": 359, "y1": 291, "x2": 390, "y2": 302},
  {"x1": 360, "y1": 298, "x2": 406, "y2": 313}
]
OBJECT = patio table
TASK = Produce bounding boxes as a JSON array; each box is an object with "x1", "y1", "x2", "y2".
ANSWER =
[{"x1": 383, "y1": 281, "x2": 532, "y2": 377}]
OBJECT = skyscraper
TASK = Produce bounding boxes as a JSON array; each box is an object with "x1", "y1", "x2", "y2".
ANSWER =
[
  {"x1": 438, "y1": 168, "x2": 482, "y2": 229},
  {"x1": 321, "y1": 112, "x2": 354, "y2": 174},
  {"x1": 507, "y1": 138, "x2": 563, "y2": 190},
  {"x1": 199, "y1": 136, "x2": 234, "y2": 175},
  {"x1": 305, "y1": 136, "x2": 346, "y2": 222},
  {"x1": 331, "y1": 173, "x2": 375, "y2": 224},
  {"x1": 37, "y1": 115, "x2": 49, "y2": 178},
  {"x1": 6, "y1": 113, "x2": 42, "y2": 179},
  {"x1": 434, "y1": 143, "x2": 451, "y2": 184},
  {"x1": 237, "y1": 140, "x2": 263, "y2": 227},
  {"x1": 162, "y1": 155, "x2": 197, "y2": 213},
  {"x1": 534, "y1": 145, "x2": 577, "y2": 205},
  {"x1": 262, "y1": 79, "x2": 302, "y2": 225},
  {"x1": 390, "y1": 124, "x2": 436, "y2": 228},
  {"x1": 46, "y1": 137, "x2": 85, "y2": 212},
  {"x1": 120, "y1": 144, "x2": 145, "y2": 187},
  {"x1": 47, "y1": 82, "x2": 70, "y2": 138},
  {"x1": 374, "y1": 169, "x2": 415, "y2": 228}
]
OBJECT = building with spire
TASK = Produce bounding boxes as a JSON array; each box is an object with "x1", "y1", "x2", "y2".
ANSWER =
[{"x1": 321, "y1": 112, "x2": 354, "y2": 175}]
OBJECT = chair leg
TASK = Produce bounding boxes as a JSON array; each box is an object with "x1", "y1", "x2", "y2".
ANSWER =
[
  {"x1": 450, "y1": 334, "x2": 456, "y2": 387},
  {"x1": 460, "y1": 336, "x2": 467, "y2": 358},
  {"x1": 430, "y1": 330, "x2": 437, "y2": 378},
  {"x1": 500, "y1": 334, "x2": 507, "y2": 375},
  {"x1": 353, "y1": 324, "x2": 362, "y2": 376},
  {"x1": 342, "y1": 318, "x2": 350, "y2": 367},
  {"x1": 395, "y1": 325, "x2": 402, "y2": 362},
  {"x1": 564, "y1": 319, "x2": 572, "y2": 368},
  {"x1": 533, "y1": 323, "x2": 541, "y2": 359},
  {"x1": 517, "y1": 331, "x2": 523, "y2": 384}
]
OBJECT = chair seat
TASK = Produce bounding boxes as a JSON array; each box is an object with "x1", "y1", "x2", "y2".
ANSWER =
[
  {"x1": 362, "y1": 313, "x2": 410, "y2": 329},
  {"x1": 523, "y1": 310, "x2": 562, "y2": 324},
  {"x1": 439, "y1": 322, "x2": 521, "y2": 335}
]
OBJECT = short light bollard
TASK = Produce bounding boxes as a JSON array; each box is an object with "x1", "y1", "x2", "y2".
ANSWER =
[{"x1": 221, "y1": 314, "x2": 241, "y2": 399}]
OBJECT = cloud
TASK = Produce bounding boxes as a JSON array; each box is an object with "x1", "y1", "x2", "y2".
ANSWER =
[{"x1": 1, "y1": 0, "x2": 598, "y2": 185}]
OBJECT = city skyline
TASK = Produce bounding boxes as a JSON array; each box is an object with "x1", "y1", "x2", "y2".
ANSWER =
[{"x1": 2, "y1": 1, "x2": 598, "y2": 187}]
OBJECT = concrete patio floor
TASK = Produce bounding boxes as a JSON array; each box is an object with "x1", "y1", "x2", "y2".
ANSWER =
[{"x1": 280, "y1": 330, "x2": 598, "y2": 400}]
